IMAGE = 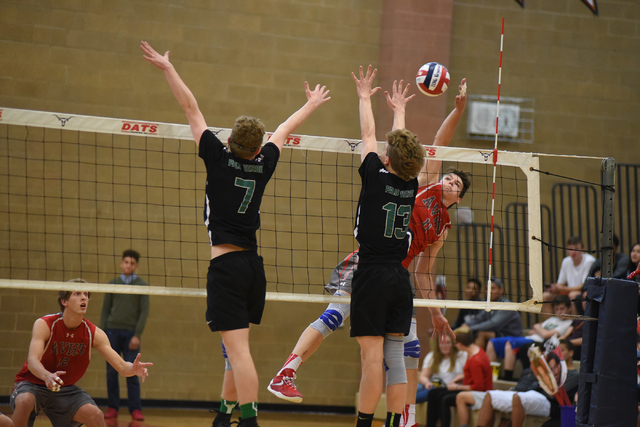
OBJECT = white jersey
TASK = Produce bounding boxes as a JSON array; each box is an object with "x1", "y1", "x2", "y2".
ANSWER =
[
  {"x1": 557, "y1": 254, "x2": 595, "y2": 288},
  {"x1": 422, "y1": 350, "x2": 467, "y2": 385}
]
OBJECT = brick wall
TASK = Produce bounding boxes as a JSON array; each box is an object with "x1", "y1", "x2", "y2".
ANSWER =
[{"x1": 1, "y1": 0, "x2": 639, "y2": 409}]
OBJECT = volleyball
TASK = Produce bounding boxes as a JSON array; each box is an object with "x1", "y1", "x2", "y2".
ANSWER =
[{"x1": 415, "y1": 62, "x2": 450, "y2": 96}]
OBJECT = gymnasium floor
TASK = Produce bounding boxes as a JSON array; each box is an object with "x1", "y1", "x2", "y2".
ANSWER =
[{"x1": 1, "y1": 406, "x2": 385, "y2": 427}]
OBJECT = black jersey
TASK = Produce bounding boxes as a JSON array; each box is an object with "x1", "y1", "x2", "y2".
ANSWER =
[
  {"x1": 198, "y1": 130, "x2": 280, "y2": 251},
  {"x1": 354, "y1": 152, "x2": 418, "y2": 265}
]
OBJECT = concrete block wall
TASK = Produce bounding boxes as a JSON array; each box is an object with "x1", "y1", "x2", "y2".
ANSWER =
[{"x1": 1, "y1": 0, "x2": 639, "y2": 409}]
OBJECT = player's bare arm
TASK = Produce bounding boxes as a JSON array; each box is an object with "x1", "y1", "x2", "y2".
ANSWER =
[
  {"x1": 384, "y1": 79, "x2": 415, "y2": 131},
  {"x1": 268, "y1": 81, "x2": 331, "y2": 151},
  {"x1": 352, "y1": 65, "x2": 381, "y2": 161},
  {"x1": 141, "y1": 41, "x2": 207, "y2": 144},
  {"x1": 26, "y1": 319, "x2": 66, "y2": 391},
  {"x1": 418, "y1": 78, "x2": 468, "y2": 188},
  {"x1": 94, "y1": 327, "x2": 152, "y2": 382},
  {"x1": 414, "y1": 232, "x2": 455, "y2": 342}
]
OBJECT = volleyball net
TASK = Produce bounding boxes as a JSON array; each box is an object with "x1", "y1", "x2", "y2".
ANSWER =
[{"x1": 1, "y1": 106, "x2": 607, "y2": 312}]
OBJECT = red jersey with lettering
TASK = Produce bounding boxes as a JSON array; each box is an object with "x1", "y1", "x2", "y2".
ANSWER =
[
  {"x1": 15, "y1": 313, "x2": 96, "y2": 387},
  {"x1": 402, "y1": 182, "x2": 451, "y2": 268}
]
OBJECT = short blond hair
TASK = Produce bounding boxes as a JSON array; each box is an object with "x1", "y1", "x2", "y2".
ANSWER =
[
  {"x1": 228, "y1": 115, "x2": 266, "y2": 159},
  {"x1": 385, "y1": 129, "x2": 425, "y2": 181}
]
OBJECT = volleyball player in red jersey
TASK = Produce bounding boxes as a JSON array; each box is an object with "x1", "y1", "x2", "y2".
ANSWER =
[
  {"x1": 10, "y1": 288, "x2": 152, "y2": 427},
  {"x1": 268, "y1": 79, "x2": 470, "y2": 425}
]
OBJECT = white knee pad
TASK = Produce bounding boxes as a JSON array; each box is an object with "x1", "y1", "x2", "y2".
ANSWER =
[
  {"x1": 403, "y1": 319, "x2": 420, "y2": 370},
  {"x1": 384, "y1": 335, "x2": 407, "y2": 386},
  {"x1": 222, "y1": 342, "x2": 232, "y2": 371},
  {"x1": 309, "y1": 293, "x2": 350, "y2": 338}
]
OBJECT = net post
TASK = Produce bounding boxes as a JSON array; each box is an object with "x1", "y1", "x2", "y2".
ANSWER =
[
  {"x1": 600, "y1": 158, "x2": 616, "y2": 278},
  {"x1": 525, "y1": 156, "x2": 543, "y2": 307}
]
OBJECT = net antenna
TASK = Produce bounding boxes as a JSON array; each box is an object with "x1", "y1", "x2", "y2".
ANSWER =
[{"x1": 486, "y1": 17, "x2": 505, "y2": 311}]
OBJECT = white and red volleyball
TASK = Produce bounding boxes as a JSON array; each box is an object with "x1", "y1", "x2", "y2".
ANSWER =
[{"x1": 415, "y1": 62, "x2": 450, "y2": 96}]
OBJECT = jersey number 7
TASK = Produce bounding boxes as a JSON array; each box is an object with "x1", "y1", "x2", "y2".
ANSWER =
[{"x1": 235, "y1": 178, "x2": 256, "y2": 214}]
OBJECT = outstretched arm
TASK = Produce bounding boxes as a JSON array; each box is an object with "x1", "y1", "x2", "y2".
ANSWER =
[
  {"x1": 141, "y1": 41, "x2": 207, "y2": 145},
  {"x1": 385, "y1": 80, "x2": 415, "y2": 131},
  {"x1": 268, "y1": 82, "x2": 331, "y2": 151},
  {"x1": 94, "y1": 327, "x2": 152, "y2": 381},
  {"x1": 418, "y1": 78, "x2": 467, "y2": 187},
  {"x1": 352, "y1": 65, "x2": 381, "y2": 162},
  {"x1": 414, "y1": 232, "x2": 455, "y2": 343}
]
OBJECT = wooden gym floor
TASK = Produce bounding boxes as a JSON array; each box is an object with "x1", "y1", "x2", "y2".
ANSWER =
[{"x1": 0, "y1": 406, "x2": 387, "y2": 427}]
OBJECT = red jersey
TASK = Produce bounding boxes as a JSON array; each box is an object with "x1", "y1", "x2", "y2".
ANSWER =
[
  {"x1": 15, "y1": 313, "x2": 96, "y2": 387},
  {"x1": 402, "y1": 182, "x2": 451, "y2": 268},
  {"x1": 463, "y1": 349, "x2": 493, "y2": 391}
]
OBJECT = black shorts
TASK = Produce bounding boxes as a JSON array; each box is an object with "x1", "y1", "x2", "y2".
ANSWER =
[
  {"x1": 206, "y1": 251, "x2": 266, "y2": 332},
  {"x1": 350, "y1": 263, "x2": 413, "y2": 337},
  {"x1": 10, "y1": 381, "x2": 96, "y2": 427}
]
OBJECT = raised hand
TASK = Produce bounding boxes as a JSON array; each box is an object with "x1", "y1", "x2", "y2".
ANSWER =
[
  {"x1": 141, "y1": 41, "x2": 172, "y2": 71},
  {"x1": 132, "y1": 353, "x2": 153, "y2": 383},
  {"x1": 454, "y1": 78, "x2": 468, "y2": 112},
  {"x1": 385, "y1": 79, "x2": 415, "y2": 113},
  {"x1": 351, "y1": 65, "x2": 381, "y2": 99},
  {"x1": 304, "y1": 81, "x2": 331, "y2": 108}
]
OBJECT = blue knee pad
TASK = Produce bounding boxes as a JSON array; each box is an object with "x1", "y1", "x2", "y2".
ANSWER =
[
  {"x1": 310, "y1": 298, "x2": 350, "y2": 338},
  {"x1": 222, "y1": 342, "x2": 232, "y2": 371},
  {"x1": 404, "y1": 319, "x2": 420, "y2": 370},
  {"x1": 384, "y1": 335, "x2": 407, "y2": 386}
]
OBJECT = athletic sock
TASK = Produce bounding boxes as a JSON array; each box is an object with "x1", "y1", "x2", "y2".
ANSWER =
[
  {"x1": 406, "y1": 403, "x2": 415, "y2": 427},
  {"x1": 278, "y1": 353, "x2": 302, "y2": 375},
  {"x1": 503, "y1": 369, "x2": 513, "y2": 380},
  {"x1": 240, "y1": 402, "x2": 258, "y2": 421},
  {"x1": 386, "y1": 412, "x2": 402, "y2": 427},
  {"x1": 356, "y1": 411, "x2": 374, "y2": 427},
  {"x1": 220, "y1": 399, "x2": 237, "y2": 414}
]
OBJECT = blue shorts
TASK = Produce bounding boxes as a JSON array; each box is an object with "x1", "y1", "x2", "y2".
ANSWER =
[{"x1": 490, "y1": 336, "x2": 534, "y2": 359}]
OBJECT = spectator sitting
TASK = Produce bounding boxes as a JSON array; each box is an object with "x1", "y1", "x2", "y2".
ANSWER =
[
  {"x1": 462, "y1": 277, "x2": 523, "y2": 350},
  {"x1": 544, "y1": 236, "x2": 595, "y2": 315},
  {"x1": 559, "y1": 289, "x2": 587, "y2": 360},
  {"x1": 486, "y1": 295, "x2": 573, "y2": 380},
  {"x1": 425, "y1": 327, "x2": 493, "y2": 427},
  {"x1": 475, "y1": 340, "x2": 579, "y2": 427},
  {"x1": 452, "y1": 278, "x2": 483, "y2": 330},
  {"x1": 416, "y1": 334, "x2": 468, "y2": 403}
]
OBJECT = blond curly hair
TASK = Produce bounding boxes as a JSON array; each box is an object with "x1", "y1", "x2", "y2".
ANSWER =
[
  {"x1": 228, "y1": 115, "x2": 266, "y2": 159},
  {"x1": 385, "y1": 129, "x2": 425, "y2": 181}
]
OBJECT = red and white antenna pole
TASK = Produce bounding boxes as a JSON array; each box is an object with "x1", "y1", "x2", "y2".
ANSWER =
[{"x1": 486, "y1": 17, "x2": 504, "y2": 311}]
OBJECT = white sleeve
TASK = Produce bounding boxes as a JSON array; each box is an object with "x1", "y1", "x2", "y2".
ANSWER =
[
  {"x1": 423, "y1": 352, "x2": 434, "y2": 369},
  {"x1": 557, "y1": 257, "x2": 569, "y2": 284}
]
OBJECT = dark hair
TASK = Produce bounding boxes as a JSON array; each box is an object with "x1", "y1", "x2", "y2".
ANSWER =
[
  {"x1": 446, "y1": 167, "x2": 472, "y2": 199},
  {"x1": 612, "y1": 234, "x2": 619, "y2": 248},
  {"x1": 455, "y1": 330, "x2": 474, "y2": 347},
  {"x1": 567, "y1": 236, "x2": 583, "y2": 246},
  {"x1": 560, "y1": 339, "x2": 574, "y2": 353},
  {"x1": 122, "y1": 249, "x2": 140, "y2": 263},
  {"x1": 468, "y1": 278, "x2": 482, "y2": 291},
  {"x1": 490, "y1": 277, "x2": 504, "y2": 289},
  {"x1": 552, "y1": 294, "x2": 571, "y2": 308},
  {"x1": 547, "y1": 351, "x2": 561, "y2": 365}
]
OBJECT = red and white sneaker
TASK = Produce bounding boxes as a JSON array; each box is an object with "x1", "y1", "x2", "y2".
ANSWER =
[{"x1": 267, "y1": 368, "x2": 303, "y2": 403}]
